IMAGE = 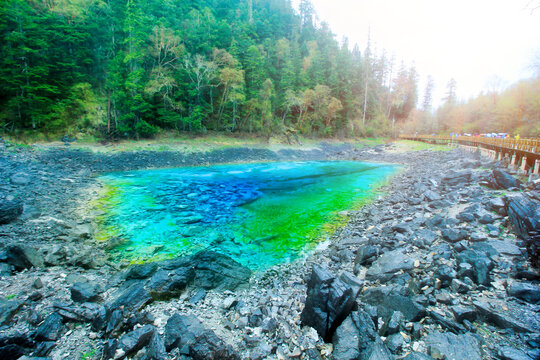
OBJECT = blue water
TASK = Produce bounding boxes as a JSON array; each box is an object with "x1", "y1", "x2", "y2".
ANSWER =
[{"x1": 95, "y1": 161, "x2": 398, "y2": 269}]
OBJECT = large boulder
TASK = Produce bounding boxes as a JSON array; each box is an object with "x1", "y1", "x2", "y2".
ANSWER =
[
  {"x1": 441, "y1": 170, "x2": 472, "y2": 187},
  {"x1": 191, "y1": 251, "x2": 251, "y2": 290},
  {"x1": 456, "y1": 250, "x2": 494, "y2": 286},
  {"x1": 300, "y1": 265, "x2": 355, "y2": 342},
  {"x1": 490, "y1": 169, "x2": 521, "y2": 189},
  {"x1": 506, "y1": 193, "x2": 540, "y2": 238},
  {"x1": 331, "y1": 311, "x2": 394, "y2": 360},
  {"x1": 424, "y1": 331, "x2": 482, "y2": 360},
  {"x1": 33, "y1": 313, "x2": 63, "y2": 342},
  {"x1": 507, "y1": 281, "x2": 540, "y2": 304},
  {"x1": 164, "y1": 313, "x2": 239, "y2": 359},
  {"x1": 0, "y1": 199, "x2": 23, "y2": 224},
  {"x1": 116, "y1": 325, "x2": 156, "y2": 359}
]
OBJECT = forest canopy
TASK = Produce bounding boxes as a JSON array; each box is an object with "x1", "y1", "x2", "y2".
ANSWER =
[{"x1": 0, "y1": 0, "x2": 537, "y2": 139}]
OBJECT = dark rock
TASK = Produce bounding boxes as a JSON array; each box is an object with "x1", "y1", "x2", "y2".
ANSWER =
[
  {"x1": 428, "y1": 310, "x2": 465, "y2": 334},
  {"x1": 70, "y1": 282, "x2": 101, "y2": 303},
  {"x1": 416, "y1": 229, "x2": 437, "y2": 246},
  {"x1": 424, "y1": 331, "x2": 482, "y2": 360},
  {"x1": 361, "y1": 285, "x2": 426, "y2": 322},
  {"x1": 33, "y1": 313, "x2": 63, "y2": 342},
  {"x1": 103, "y1": 338, "x2": 118, "y2": 360},
  {"x1": 451, "y1": 278, "x2": 472, "y2": 293},
  {"x1": 189, "y1": 289, "x2": 207, "y2": 304},
  {"x1": 473, "y1": 300, "x2": 533, "y2": 333},
  {"x1": 434, "y1": 265, "x2": 457, "y2": 288},
  {"x1": 125, "y1": 262, "x2": 159, "y2": 280},
  {"x1": 385, "y1": 333, "x2": 405, "y2": 353},
  {"x1": 487, "y1": 239, "x2": 522, "y2": 256},
  {"x1": 0, "y1": 344, "x2": 26, "y2": 359},
  {"x1": 392, "y1": 223, "x2": 411, "y2": 233},
  {"x1": 442, "y1": 170, "x2": 472, "y2": 186},
  {"x1": 426, "y1": 215, "x2": 444, "y2": 228},
  {"x1": 497, "y1": 345, "x2": 534, "y2": 360},
  {"x1": 403, "y1": 352, "x2": 433, "y2": 360},
  {"x1": 491, "y1": 169, "x2": 521, "y2": 189},
  {"x1": 507, "y1": 281, "x2": 540, "y2": 304},
  {"x1": 191, "y1": 251, "x2": 251, "y2": 290},
  {"x1": 54, "y1": 302, "x2": 106, "y2": 331},
  {"x1": 331, "y1": 310, "x2": 394, "y2": 360},
  {"x1": 118, "y1": 324, "x2": 155, "y2": 358},
  {"x1": 354, "y1": 245, "x2": 380, "y2": 269},
  {"x1": 365, "y1": 250, "x2": 415, "y2": 282},
  {"x1": 4, "y1": 245, "x2": 43, "y2": 271},
  {"x1": 108, "y1": 282, "x2": 152, "y2": 315},
  {"x1": 145, "y1": 267, "x2": 194, "y2": 300},
  {"x1": 382, "y1": 311, "x2": 404, "y2": 336},
  {"x1": 0, "y1": 298, "x2": 22, "y2": 325},
  {"x1": 0, "y1": 199, "x2": 23, "y2": 224},
  {"x1": 34, "y1": 341, "x2": 55, "y2": 356},
  {"x1": 106, "y1": 309, "x2": 123, "y2": 335},
  {"x1": 506, "y1": 194, "x2": 539, "y2": 239},
  {"x1": 143, "y1": 331, "x2": 167, "y2": 360},
  {"x1": 339, "y1": 271, "x2": 363, "y2": 298},
  {"x1": 456, "y1": 250, "x2": 493, "y2": 285},
  {"x1": 457, "y1": 212, "x2": 476, "y2": 223},
  {"x1": 441, "y1": 228, "x2": 467, "y2": 243},
  {"x1": 300, "y1": 265, "x2": 355, "y2": 342},
  {"x1": 164, "y1": 313, "x2": 240, "y2": 359},
  {"x1": 489, "y1": 197, "x2": 506, "y2": 212},
  {"x1": 0, "y1": 333, "x2": 35, "y2": 359}
]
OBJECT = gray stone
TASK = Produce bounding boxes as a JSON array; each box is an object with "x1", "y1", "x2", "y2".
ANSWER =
[
  {"x1": 71, "y1": 282, "x2": 101, "y2": 303},
  {"x1": 424, "y1": 190, "x2": 442, "y2": 202},
  {"x1": 442, "y1": 228, "x2": 467, "y2": 243},
  {"x1": 497, "y1": 345, "x2": 533, "y2": 360},
  {"x1": 507, "y1": 281, "x2": 540, "y2": 304},
  {"x1": 424, "y1": 331, "x2": 482, "y2": 360},
  {"x1": 0, "y1": 199, "x2": 23, "y2": 224},
  {"x1": 300, "y1": 265, "x2": 355, "y2": 342},
  {"x1": 385, "y1": 333, "x2": 405, "y2": 354},
  {"x1": 362, "y1": 285, "x2": 426, "y2": 322},
  {"x1": 145, "y1": 267, "x2": 195, "y2": 300},
  {"x1": 331, "y1": 311, "x2": 394, "y2": 360},
  {"x1": 125, "y1": 262, "x2": 159, "y2": 280},
  {"x1": 0, "y1": 299, "x2": 22, "y2": 325},
  {"x1": 366, "y1": 250, "x2": 415, "y2": 282},
  {"x1": 456, "y1": 250, "x2": 493, "y2": 286},
  {"x1": 473, "y1": 301, "x2": 533, "y2": 333},
  {"x1": 191, "y1": 251, "x2": 251, "y2": 291},
  {"x1": 487, "y1": 240, "x2": 522, "y2": 256},
  {"x1": 118, "y1": 324, "x2": 155, "y2": 358},
  {"x1": 34, "y1": 313, "x2": 63, "y2": 341},
  {"x1": 403, "y1": 352, "x2": 433, "y2": 360},
  {"x1": 3, "y1": 245, "x2": 43, "y2": 271}
]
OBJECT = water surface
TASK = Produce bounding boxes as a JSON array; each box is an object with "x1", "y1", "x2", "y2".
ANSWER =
[{"x1": 95, "y1": 161, "x2": 398, "y2": 269}]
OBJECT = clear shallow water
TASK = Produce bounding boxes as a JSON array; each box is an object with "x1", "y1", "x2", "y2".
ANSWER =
[{"x1": 95, "y1": 161, "x2": 398, "y2": 269}]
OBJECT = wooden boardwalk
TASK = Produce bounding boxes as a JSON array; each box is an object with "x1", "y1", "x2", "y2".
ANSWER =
[{"x1": 399, "y1": 134, "x2": 540, "y2": 173}]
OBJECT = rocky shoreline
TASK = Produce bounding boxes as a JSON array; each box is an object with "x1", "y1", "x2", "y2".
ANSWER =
[{"x1": 0, "y1": 141, "x2": 539, "y2": 360}]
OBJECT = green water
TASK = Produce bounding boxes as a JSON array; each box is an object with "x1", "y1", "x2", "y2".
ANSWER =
[{"x1": 95, "y1": 161, "x2": 398, "y2": 269}]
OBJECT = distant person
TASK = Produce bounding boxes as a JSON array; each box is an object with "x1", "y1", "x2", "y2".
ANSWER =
[{"x1": 515, "y1": 134, "x2": 520, "y2": 140}]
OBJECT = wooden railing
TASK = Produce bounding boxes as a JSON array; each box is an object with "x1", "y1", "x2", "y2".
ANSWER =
[{"x1": 399, "y1": 135, "x2": 540, "y2": 155}]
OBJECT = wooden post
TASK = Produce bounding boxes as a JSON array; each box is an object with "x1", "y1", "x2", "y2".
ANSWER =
[
  {"x1": 534, "y1": 159, "x2": 540, "y2": 174},
  {"x1": 521, "y1": 156, "x2": 528, "y2": 171},
  {"x1": 511, "y1": 154, "x2": 517, "y2": 166}
]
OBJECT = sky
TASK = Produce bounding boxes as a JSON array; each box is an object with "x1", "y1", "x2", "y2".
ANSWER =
[{"x1": 292, "y1": 0, "x2": 540, "y2": 107}]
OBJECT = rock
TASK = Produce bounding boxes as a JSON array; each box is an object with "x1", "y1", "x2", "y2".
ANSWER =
[
  {"x1": 451, "y1": 278, "x2": 472, "y2": 293},
  {"x1": 506, "y1": 194, "x2": 540, "y2": 239},
  {"x1": 189, "y1": 289, "x2": 207, "y2": 304},
  {"x1": 125, "y1": 262, "x2": 159, "y2": 280},
  {"x1": 491, "y1": 169, "x2": 521, "y2": 189},
  {"x1": 10, "y1": 173, "x2": 30, "y2": 186},
  {"x1": 497, "y1": 345, "x2": 533, "y2": 360},
  {"x1": 331, "y1": 311, "x2": 394, "y2": 360},
  {"x1": 386, "y1": 333, "x2": 405, "y2": 353},
  {"x1": 145, "y1": 267, "x2": 195, "y2": 300},
  {"x1": 0, "y1": 199, "x2": 23, "y2": 224},
  {"x1": 54, "y1": 302, "x2": 106, "y2": 331},
  {"x1": 428, "y1": 310, "x2": 465, "y2": 334},
  {"x1": 489, "y1": 197, "x2": 506, "y2": 211},
  {"x1": 487, "y1": 239, "x2": 522, "y2": 256},
  {"x1": 33, "y1": 313, "x2": 63, "y2": 341},
  {"x1": 300, "y1": 265, "x2": 355, "y2": 342},
  {"x1": 0, "y1": 298, "x2": 22, "y2": 325},
  {"x1": 507, "y1": 281, "x2": 540, "y2": 304},
  {"x1": 392, "y1": 223, "x2": 411, "y2": 234},
  {"x1": 70, "y1": 282, "x2": 101, "y2": 303},
  {"x1": 108, "y1": 282, "x2": 152, "y2": 315},
  {"x1": 441, "y1": 228, "x2": 467, "y2": 243},
  {"x1": 191, "y1": 251, "x2": 251, "y2": 290},
  {"x1": 442, "y1": 170, "x2": 472, "y2": 187},
  {"x1": 34, "y1": 341, "x2": 55, "y2": 357},
  {"x1": 339, "y1": 271, "x2": 363, "y2": 298},
  {"x1": 361, "y1": 285, "x2": 426, "y2": 322},
  {"x1": 434, "y1": 265, "x2": 457, "y2": 288},
  {"x1": 118, "y1": 324, "x2": 155, "y2": 358},
  {"x1": 424, "y1": 190, "x2": 442, "y2": 202},
  {"x1": 424, "y1": 331, "x2": 482, "y2": 360},
  {"x1": 0, "y1": 333, "x2": 35, "y2": 359},
  {"x1": 456, "y1": 250, "x2": 493, "y2": 286},
  {"x1": 143, "y1": 331, "x2": 167, "y2": 360},
  {"x1": 3, "y1": 245, "x2": 43, "y2": 271},
  {"x1": 473, "y1": 300, "x2": 533, "y2": 333},
  {"x1": 365, "y1": 250, "x2": 415, "y2": 282},
  {"x1": 164, "y1": 313, "x2": 240, "y2": 359},
  {"x1": 403, "y1": 352, "x2": 433, "y2": 360},
  {"x1": 383, "y1": 311, "x2": 404, "y2": 336},
  {"x1": 416, "y1": 229, "x2": 437, "y2": 246},
  {"x1": 354, "y1": 245, "x2": 380, "y2": 269}
]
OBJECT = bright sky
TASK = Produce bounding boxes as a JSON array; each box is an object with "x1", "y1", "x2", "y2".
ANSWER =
[{"x1": 292, "y1": 0, "x2": 540, "y2": 107}]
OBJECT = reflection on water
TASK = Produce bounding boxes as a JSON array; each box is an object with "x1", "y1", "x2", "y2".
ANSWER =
[{"x1": 95, "y1": 161, "x2": 398, "y2": 269}]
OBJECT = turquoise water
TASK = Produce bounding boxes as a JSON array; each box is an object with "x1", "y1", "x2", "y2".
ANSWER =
[{"x1": 95, "y1": 161, "x2": 398, "y2": 269}]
